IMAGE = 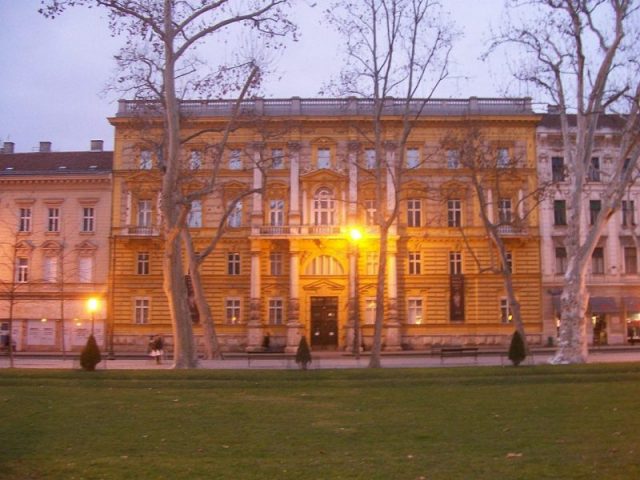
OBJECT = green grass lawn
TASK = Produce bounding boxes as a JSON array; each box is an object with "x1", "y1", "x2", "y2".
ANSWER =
[{"x1": 1, "y1": 364, "x2": 640, "y2": 480}]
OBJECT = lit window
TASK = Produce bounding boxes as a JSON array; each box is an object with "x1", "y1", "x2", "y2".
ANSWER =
[
  {"x1": 82, "y1": 207, "x2": 95, "y2": 233},
  {"x1": 225, "y1": 298, "x2": 241, "y2": 324},
  {"x1": 140, "y1": 150, "x2": 152, "y2": 170},
  {"x1": 47, "y1": 207, "x2": 60, "y2": 232},
  {"x1": 407, "y1": 199, "x2": 421, "y2": 227},
  {"x1": 407, "y1": 298, "x2": 424, "y2": 324},
  {"x1": 188, "y1": 200, "x2": 202, "y2": 228},
  {"x1": 406, "y1": 148, "x2": 420, "y2": 168},
  {"x1": 137, "y1": 252, "x2": 150, "y2": 275},
  {"x1": 408, "y1": 252, "x2": 421, "y2": 275},
  {"x1": 313, "y1": 188, "x2": 335, "y2": 226},
  {"x1": 19, "y1": 208, "x2": 31, "y2": 232},
  {"x1": 135, "y1": 298, "x2": 150, "y2": 324},
  {"x1": 447, "y1": 199, "x2": 462, "y2": 227},
  {"x1": 229, "y1": 149, "x2": 242, "y2": 170},
  {"x1": 227, "y1": 253, "x2": 240, "y2": 275},
  {"x1": 270, "y1": 252, "x2": 283, "y2": 275},
  {"x1": 500, "y1": 298, "x2": 512, "y2": 324},
  {"x1": 317, "y1": 148, "x2": 331, "y2": 169},
  {"x1": 268, "y1": 299, "x2": 283, "y2": 325},
  {"x1": 449, "y1": 251, "x2": 462, "y2": 275}
]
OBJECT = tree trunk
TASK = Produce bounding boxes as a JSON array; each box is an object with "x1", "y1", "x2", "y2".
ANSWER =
[{"x1": 369, "y1": 226, "x2": 388, "y2": 368}]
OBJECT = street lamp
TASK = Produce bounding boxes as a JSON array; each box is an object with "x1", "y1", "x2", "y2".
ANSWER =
[
  {"x1": 87, "y1": 297, "x2": 99, "y2": 336},
  {"x1": 349, "y1": 227, "x2": 363, "y2": 358}
]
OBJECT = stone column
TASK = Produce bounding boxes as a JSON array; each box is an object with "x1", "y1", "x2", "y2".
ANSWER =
[
  {"x1": 384, "y1": 240, "x2": 402, "y2": 351},
  {"x1": 348, "y1": 141, "x2": 359, "y2": 224},
  {"x1": 251, "y1": 143, "x2": 264, "y2": 227},
  {"x1": 246, "y1": 244, "x2": 264, "y2": 352},
  {"x1": 285, "y1": 241, "x2": 303, "y2": 353},
  {"x1": 486, "y1": 188, "x2": 494, "y2": 224},
  {"x1": 289, "y1": 142, "x2": 301, "y2": 226}
]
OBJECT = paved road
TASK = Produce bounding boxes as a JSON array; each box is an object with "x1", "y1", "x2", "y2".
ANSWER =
[{"x1": 2, "y1": 348, "x2": 639, "y2": 370}]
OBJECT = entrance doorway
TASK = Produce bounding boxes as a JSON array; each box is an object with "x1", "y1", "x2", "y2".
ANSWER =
[
  {"x1": 592, "y1": 314, "x2": 608, "y2": 346},
  {"x1": 310, "y1": 296, "x2": 338, "y2": 350}
]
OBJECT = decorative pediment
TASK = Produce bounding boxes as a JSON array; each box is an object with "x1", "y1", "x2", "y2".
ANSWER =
[
  {"x1": 300, "y1": 167, "x2": 347, "y2": 180},
  {"x1": 41, "y1": 240, "x2": 63, "y2": 253},
  {"x1": 302, "y1": 278, "x2": 345, "y2": 292},
  {"x1": 124, "y1": 170, "x2": 162, "y2": 184},
  {"x1": 76, "y1": 240, "x2": 97, "y2": 254},
  {"x1": 15, "y1": 240, "x2": 35, "y2": 254}
]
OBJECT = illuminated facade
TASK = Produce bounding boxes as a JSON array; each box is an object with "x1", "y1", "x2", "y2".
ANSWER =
[{"x1": 109, "y1": 97, "x2": 543, "y2": 353}]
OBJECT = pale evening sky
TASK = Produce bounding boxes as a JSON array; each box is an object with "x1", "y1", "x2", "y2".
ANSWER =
[{"x1": 0, "y1": 0, "x2": 526, "y2": 153}]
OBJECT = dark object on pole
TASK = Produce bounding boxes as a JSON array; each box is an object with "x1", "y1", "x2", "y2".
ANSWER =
[
  {"x1": 295, "y1": 336, "x2": 312, "y2": 370},
  {"x1": 508, "y1": 330, "x2": 527, "y2": 366},
  {"x1": 80, "y1": 334, "x2": 102, "y2": 371}
]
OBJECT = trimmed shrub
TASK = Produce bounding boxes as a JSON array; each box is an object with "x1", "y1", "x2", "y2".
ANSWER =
[
  {"x1": 80, "y1": 334, "x2": 102, "y2": 371},
  {"x1": 295, "y1": 336, "x2": 312, "y2": 370},
  {"x1": 508, "y1": 330, "x2": 526, "y2": 367}
]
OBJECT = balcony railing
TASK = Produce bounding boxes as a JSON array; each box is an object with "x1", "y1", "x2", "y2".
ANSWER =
[
  {"x1": 497, "y1": 225, "x2": 528, "y2": 236},
  {"x1": 253, "y1": 224, "x2": 378, "y2": 237},
  {"x1": 124, "y1": 226, "x2": 160, "y2": 236}
]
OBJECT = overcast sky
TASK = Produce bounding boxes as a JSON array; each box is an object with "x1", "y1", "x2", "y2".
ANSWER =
[{"x1": 0, "y1": 0, "x2": 520, "y2": 153}]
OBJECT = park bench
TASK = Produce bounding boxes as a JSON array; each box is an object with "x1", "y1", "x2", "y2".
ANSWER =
[{"x1": 439, "y1": 347, "x2": 479, "y2": 364}]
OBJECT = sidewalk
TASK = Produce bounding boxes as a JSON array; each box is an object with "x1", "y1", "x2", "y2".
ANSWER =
[{"x1": 2, "y1": 347, "x2": 640, "y2": 370}]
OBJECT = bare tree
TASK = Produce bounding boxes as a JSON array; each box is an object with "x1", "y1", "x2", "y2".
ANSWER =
[
  {"x1": 42, "y1": 1, "x2": 296, "y2": 368},
  {"x1": 326, "y1": 0, "x2": 455, "y2": 367},
  {"x1": 489, "y1": 0, "x2": 640, "y2": 363}
]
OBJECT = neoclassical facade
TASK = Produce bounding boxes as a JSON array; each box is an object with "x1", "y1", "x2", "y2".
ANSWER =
[
  {"x1": 0, "y1": 141, "x2": 112, "y2": 352},
  {"x1": 108, "y1": 97, "x2": 543, "y2": 353}
]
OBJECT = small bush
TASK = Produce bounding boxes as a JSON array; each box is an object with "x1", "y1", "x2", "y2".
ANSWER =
[
  {"x1": 80, "y1": 334, "x2": 102, "y2": 371},
  {"x1": 508, "y1": 330, "x2": 526, "y2": 367},
  {"x1": 295, "y1": 336, "x2": 312, "y2": 370}
]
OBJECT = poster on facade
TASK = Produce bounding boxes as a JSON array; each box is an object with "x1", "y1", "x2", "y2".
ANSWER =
[{"x1": 450, "y1": 275, "x2": 465, "y2": 322}]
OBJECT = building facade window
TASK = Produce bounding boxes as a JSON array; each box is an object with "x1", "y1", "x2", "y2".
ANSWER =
[
  {"x1": 140, "y1": 150, "x2": 152, "y2": 169},
  {"x1": 364, "y1": 199, "x2": 377, "y2": 225},
  {"x1": 134, "y1": 298, "x2": 150, "y2": 324},
  {"x1": 137, "y1": 252, "x2": 150, "y2": 275},
  {"x1": 225, "y1": 298, "x2": 241, "y2": 324},
  {"x1": 588, "y1": 157, "x2": 601, "y2": 182},
  {"x1": 504, "y1": 251, "x2": 513, "y2": 273},
  {"x1": 271, "y1": 148, "x2": 284, "y2": 169},
  {"x1": 228, "y1": 201, "x2": 242, "y2": 228},
  {"x1": 269, "y1": 200, "x2": 284, "y2": 226},
  {"x1": 306, "y1": 255, "x2": 344, "y2": 275},
  {"x1": 268, "y1": 299, "x2": 284, "y2": 325},
  {"x1": 82, "y1": 207, "x2": 95, "y2": 233},
  {"x1": 188, "y1": 200, "x2": 202, "y2": 228},
  {"x1": 317, "y1": 148, "x2": 331, "y2": 169},
  {"x1": 227, "y1": 253, "x2": 240, "y2": 275},
  {"x1": 500, "y1": 298, "x2": 512, "y2": 324},
  {"x1": 407, "y1": 298, "x2": 424, "y2": 324},
  {"x1": 43, "y1": 256, "x2": 58, "y2": 283},
  {"x1": 448, "y1": 199, "x2": 462, "y2": 227},
  {"x1": 551, "y1": 156, "x2": 565, "y2": 182},
  {"x1": 497, "y1": 148, "x2": 510, "y2": 168},
  {"x1": 625, "y1": 247, "x2": 638, "y2": 274},
  {"x1": 498, "y1": 198, "x2": 512, "y2": 224},
  {"x1": 47, "y1": 207, "x2": 60, "y2": 232},
  {"x1": 366, "y1": 252, "x2": 379, "y2": 275},
  {"x1": 622, "y1": 200, "x2": 635, "y2": 227},
  {"x1": 408, "y1": 252, "x2": 421, "y2": 275},
  {"x1": 189, "y1": 150, "x2": 201, "y2": 170},
  {"x1": 19, "y1": 208, "x2": 31, "y2": 233},
  {"x1": 449, "y1": 251, "x2": 462, "y2": 275},
  {"x1": 16, "y1": 257, "x2": 28, "y2": 283},
  {"x1": 269, "y1": 252, "x2": 283, "y2": 275},
  {"x1": 407, "y1": 199, "x2": 421, "y2": 227},
  {"x1": 364, "y1": 298, "x2": 376, "y2": 324},
  {"x1": 406, "y1": 148, "x2": 420, "y2": 168},
  {"x1": 589, "y1": 200, "x2": 601, "y2": 225},
  {"x1": 313, "y1": 188, "x2": 335, "y2": 226},
  {"x1": 78, "y1": 257, "x2": 93, "y2": 283},
  {"x1": 591, "y1": 247, "x2": 605, "y2": 275},
  {"x1": 137, "y1": 200, "x2": 152, "y2": 227},
  {"x1": 553, "y1": 200, "x2": 567, "y2": 226},
  {"x1": 555, "y1": 247, "x2": 567, "y2": 275},
  {"x1": 447, "y1": 149, "x2": 460, "y2": 169},
  {"x1": 364, "y1": 149, "x2": 376, "y2": 169},
  {"x1": 229, "y1": 149, "x2": 242, "y2": 169}
]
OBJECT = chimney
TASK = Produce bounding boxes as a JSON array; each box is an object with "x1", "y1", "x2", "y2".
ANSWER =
[
  {"x1": 90, "y1": 139, "x2": 104, "y2": 152},
  {"x1": 39, "y1": 141, "x2": 52, "y2": 153},
  {"x1": 3, "y1": 142, "x2": 14, "y2": 154}
]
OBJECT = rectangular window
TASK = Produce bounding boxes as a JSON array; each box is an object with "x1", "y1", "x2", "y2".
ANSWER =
[
  {"x1": 551, "y1": 156, "x2": 565, "y2": 182},
  {"x1": 588, "y1": 157, "x2": 601, "y2": 182},
  {"x1": 407, "y1": 298, "x2": 424, "y2": 324},
  {"x1": 228, "y1": 201, "x2": 242, "y2": 228},
  {"x1": 269, "y1": 200, "x2": 284, "y2": 226},
  {"x1": 622, "y1": 200, "x2": 635, "y2": 227},
  {"x1": 364, "y1": 298, "x2": 376, "y2": 324},
  {"x1": 134, "y1": 298, "x2": 150, "y2": 324},
  {"x1": 497, "y1": 148, "x2": 510, "y2": 168},
  {"x1": 225, "y1": 298, "x2": 241, "y2": 325},
  {"x1": 555, "y1": 247, "x2": 567, "y2": 275},
  {"x1": 188, "y1": 200, "x2": 202, "y2": 228},
  {"x1": 408, "y1": 252, "x2": 421, "y2": 275},
  {"x1": 498, "y1": 198, "x2": 512, "y2": 224},
  {"x1": 407, "y1": 199, "x2": 421, "y2": 227},
  {"x1": 589, "y1": 200, "x2": 601, "y2": 226},
  {"x1": 592, "y1": 247, "x2": 605, "y2": 275},
  {"x1": 553, "y1": 200, "x2": 567, "y2": 226},
  {"x1": 268, "y1": 299, "x2": 283, "y2": 325},
  {"x1": 16, "y1": 257, "x2": 28, "y2": 283},
  {"x1": 227, "y1": 253, "x2": 240, "y2": 275},
  {"x1": 82, "y1": 207, "x2": 95, "y2": 233},
  {"x1": 43, "y1": 256, "x2": 58, "y2": 283},
  {"x1": 364, "y1": 199, "x2": 377, "y2": 225},
  {"x1": 137, "y1": 252, "x2": 150, "y2": 275},
  {"x1": 364, "y1": 149, "x2": 376, "y2": 169},
  {"x1": 448, "y1": 199, "x2": 462, "y2": 227},
  {"x1": 140, "y1": 150, "x2": 152, "y2": 170},
  {"x1": 78, "y1": 257, "x2": 93, "y2": 283},
  {"x1": 270, "y1": 252, "x2": 283, "y2": 275},
  {"x1": 500, "y1": 298, "x2": 512, "y2": 324},
  {"x1": 189, "y1": 150, "x2": 201, "y2": 170},
  {"x1": 271, "y1": 149, "x2": 284, "y2": 169},
  {"x1": 447, "y1": 149, "x2": 460, "y2": 169},
  {"x1": 229, "y1": 149, "x2": 242, "y2": 169},
  {"x1": 625, "y1": 247, "x2": 638, "y2": 274},
  {"x1": 19, "y1": 208, "x2": 31, "y2": 232},
  {"x1": 137, "y1": 200, "x2": 152, "y2": 227},
  {"x1": 406, "y1": 148, "x2": 420, "y2": 168},
  {"x1": 366, "y1": 252, "x2": 379, "y2": 275},
  {"x1": 317, "y1": 148, "x2": 331, "y2": 169},
  {"x1": 504, "y1": 251, "x2": 513, "y2": 273},
  {"x1": 449, "y1": 251, "x2": 462, "y2": 275},
  {"x1": 47, "y1": 207, "x2": 60, "y2": 232}
]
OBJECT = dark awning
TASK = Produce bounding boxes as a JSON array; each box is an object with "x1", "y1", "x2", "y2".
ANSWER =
[
  {"x1": 589, "y1": 297, "x2": 619, "y2": 313},
  {"x1": 624, "y1": 297, "x2": 640, "y2": 312}
]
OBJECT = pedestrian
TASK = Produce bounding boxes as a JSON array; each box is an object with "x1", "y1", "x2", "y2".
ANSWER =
[{"x1": 152, "y1": 335, "x2": 164, "y2": 364}]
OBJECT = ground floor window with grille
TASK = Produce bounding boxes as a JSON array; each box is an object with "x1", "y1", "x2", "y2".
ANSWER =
[
  {"x1": 500, "y1": 298, "x2": 512, "y2": 324},
  {"x1": 407, "y1": 298, "x2": 424, "y2": 324},
  {"x1": 268, "y1": 299, "x2": 283, "y2": 325},
  {"x1": 225, "y1": 298, "x2": 241, "y2": 324},
  {"x1": 134, "y1": 298, "x2": 150, "y2": 324}
]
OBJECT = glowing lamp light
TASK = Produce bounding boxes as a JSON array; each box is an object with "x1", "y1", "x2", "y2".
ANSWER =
[
  {"x1": 87, "y1": 297, "x2": 99, "y2": 314},
  {"x1": 349, "y1": 227, "x2": 363, "y2": 242}
]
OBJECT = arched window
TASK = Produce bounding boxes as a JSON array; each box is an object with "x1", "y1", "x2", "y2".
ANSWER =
[
  {"x1": 313, "y1": 188, "x2": 335, "y2": 226},
  {"x1": 305, "y1": 255, "x2": 344, "y2": 275}
]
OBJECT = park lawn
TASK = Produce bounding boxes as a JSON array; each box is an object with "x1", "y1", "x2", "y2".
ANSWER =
[{"x1": 1, "y1": 365, "x2": 639, "y2": 480}]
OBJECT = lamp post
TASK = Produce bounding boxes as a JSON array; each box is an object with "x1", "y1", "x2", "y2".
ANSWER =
[
  {"x1": 349, "y1": 227, "x2": 362, "y2": 358},
  {"x1": 87, "y1": 297, "x2": 99, "y2": 336}
]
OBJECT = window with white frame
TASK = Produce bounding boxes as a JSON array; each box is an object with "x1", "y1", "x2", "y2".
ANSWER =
[
  {"x1": 500, "y1": 298, "x2": 512, "y2": 324},
  {"x1": 498, "y1": 198, "x2": 512, "y2": 224},
  {"x1": 269, "y1": 199, "x2": 284, "y2": 226},
  {"x1": 625, "y1": 247, "x2": 638, "y2": 274},
  {"x1": 268, "y1": 299, "x2": 284, "y2": 325},
  {"x1": 43, "y1": 256, "x2": 58, "y2": 283},
  {"x1": 407, "y1": 199, "x2": 421, "y2": 227},
  {"x1": 19, "y1": 208, "x2": 31, "y2": 232},
  {"x1": 497, "y1": 148, "x2": 510, "y2": 168},
  {"x1": 447, "y1": 199, "x2": 462, "y2": 227},
  {"x1": 189, "y1": 150, "x2": 202, "y2": 170},
  {"x1": 317, "y1": 148, "x2": 331, "y2": 169},
  {"x1": 364, "y1": 297, "x2": 376, "y2": 324},
  {"x1": 137, "y1": 200, "x2": 152, "y2": 227},
  {"x1": 270, "y1": 252, "x2": 283, "y2": 275},
  {"x1": 408, "y1": 252, "x2": 421, "y2": 275},
  {"x1": 449, "y1": 251, "x2": 462, "y2": 275},
  {"x1": 227, "y1": 253, "x2": 240, "y2": 275},
  {"x1": 366, "y1": 251, "x2": 379, "y2": 275},
  {"x1": 225, "y1": 298, "x2": 241, "y2": 324},
  {"x1": 134, "y1": 298, "x2": 150, "y2": 324},
  {"x1": 406, "y1": 148, "x2": 420, "y2": 168},
  {"x1": 140, "y1": 150, "x2": 152, "y2": 170},
  {"x1": 47, "y1": 207, "x2": 60, "y2": 232},
  {"x1": 16, "y1": 257, "x2": 28, "y2": 283},
  {"x1": 229, "y1": 149, "x2": 242, "y2": 169},
  {"x1": 305, "y1": 255, "x2": 344, "y2": 275},
  {"x1": 364, "y1": 149, "x2": 376, "y2": 169},
  {"x1": 407, "y1": 298, "x2": 424, "y2": 324},
  {"x1": 313, "y1": 188, "x2": 335, "y2": 225},
  {"x1": 447, "y1": 149, "x2": 460, "y2": 169},
  {"x1": 551, "y1": 157, "x2": 565, "y2": 182},
  {"x1": 228, "y1": 201, "x2": 242, "y2": 228},
  {"x1": 271, "y1": 148, "x2": 284, "y2": 169},
  {"x1": 188, "y1": 200, "x2": 202, "y2": 228},
  {"x1": 137, "y1": 252, "x2": 150, "y2": 275},
  {"x1": 78, "y1": 257, "x2": 93, "y2": 283},
  {"x1": 82, "y1": 207, "x2": 95, "y2": 233},
  {"x1": 555, "y1": 247, "x2": 567, "y2": 275},
  {"x1": 364, "y1": 199, "x2": 377, "y2": 225}
]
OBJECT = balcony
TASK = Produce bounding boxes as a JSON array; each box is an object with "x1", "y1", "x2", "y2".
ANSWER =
[
  {"x1": 497, "y1": 225, "x2": 528, "y2": 237},
  {"x1": 123, "y1": 226, "x2": 161, "y2": 237},
  {"x1": 252, "y1": 224, "x2": 379, "y2": 238}
]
